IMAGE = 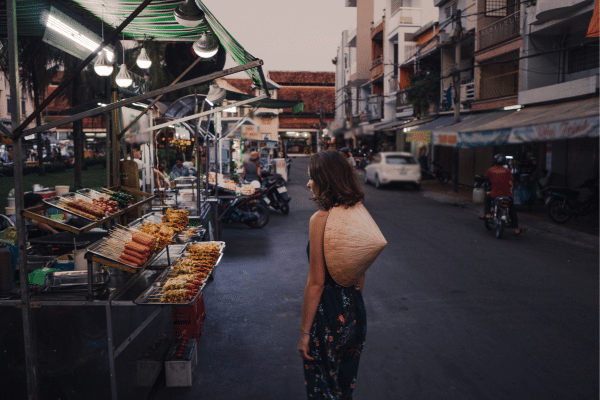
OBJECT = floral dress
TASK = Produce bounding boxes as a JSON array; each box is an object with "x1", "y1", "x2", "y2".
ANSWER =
[{"x1": 304, "y1": 243, "x2": 367, "y2": 399}]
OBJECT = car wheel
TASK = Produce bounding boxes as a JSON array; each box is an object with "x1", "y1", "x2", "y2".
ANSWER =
[{"x1": 375, "y1": 175, "x2": 382, "y2": 189}]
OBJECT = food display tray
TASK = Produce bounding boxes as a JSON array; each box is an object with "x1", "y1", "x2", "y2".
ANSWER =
[
  {"x1": 133, "y1": 281, "x2": 206, "y2": 306},
  {"x1": 148, "y1": 244, "x2": 188, "y2": 268},
  {"x1": 128, "y1": 212, "x2": 164, "y2": 229},
  {"x1": 134, "y1": 241, "x2": 225, "y2": 305},
  {"x1": 77, "y1": 188, "x2": 111, "y2": 201},
  {"x1": 86, "y1": 238, "x2": 148, "y2": 272},
  {"x1": 43, "y1": 192, "x2": 117, "y2": 221}
]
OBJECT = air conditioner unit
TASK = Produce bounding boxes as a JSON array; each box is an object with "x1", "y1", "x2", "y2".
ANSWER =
[{"x1": 439, "y1": 32, "x2": 451, "y2": 44}]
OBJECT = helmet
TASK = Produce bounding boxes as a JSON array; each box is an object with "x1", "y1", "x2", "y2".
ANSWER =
[
  {"x1": 493, "y1": 154, "x2": 506, "y2": 166},
  {"x1": 340, "y1": 147, "x2": 350, "y2": 154},
  {"x1": 250, "y1": 151, "x2": 260, "y2": 161}
]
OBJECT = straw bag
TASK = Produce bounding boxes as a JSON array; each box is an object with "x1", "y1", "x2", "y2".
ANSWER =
[{"x1": 323, "y1": 203, "x2": 387, "y2": 287}]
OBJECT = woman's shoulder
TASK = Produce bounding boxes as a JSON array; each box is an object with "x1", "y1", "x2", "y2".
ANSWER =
[{"x1": 310, "y1": 209, "x2": 329, "y2": 223}]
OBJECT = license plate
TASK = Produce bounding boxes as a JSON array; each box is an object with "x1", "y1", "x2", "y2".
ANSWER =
[{"x1": 277, "y1": 186, "x2": 287, "y2": 193}]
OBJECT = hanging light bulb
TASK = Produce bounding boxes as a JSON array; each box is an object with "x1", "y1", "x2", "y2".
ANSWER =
[
  {"x1": 192, "y1": 31, "x2": 219, "y2": 58},
  {"x1": 136, "y1": 47, "x2": 152, "y2": 69},
  {"x1": 115, "y1": 64, "x2": 133, "y2": 88},
  {"x1": 205, "y1": 83, "x2": 226, "y2": 106},
  {"x1": 174, "y1": 0, "x2": 205, "y2": 27},
  {"x1": 94, "y1": 50, "x2": 113, "y2": 76}
]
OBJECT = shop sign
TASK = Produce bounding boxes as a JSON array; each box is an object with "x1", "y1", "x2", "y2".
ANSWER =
[
  {"x1": 432, "y1": 132, "x2": 459, "y2": 147},
  {"x1": 396, "y1": 107, "x2": 414, "y2": 118},
  {"x1": 367, "y1": 95, "x2": 382, "y2": 121},
  {"x1": 509, "y1": 116, "x2": 599, "y2": 143},
  {"x1": 241, "y1": 125, "x2": 261, "y2": 140}
]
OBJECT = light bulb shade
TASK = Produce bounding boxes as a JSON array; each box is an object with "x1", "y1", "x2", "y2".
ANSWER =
[
  {"x1": 174, "y1": 0, "x2": 205, "y2": 27},
  {"x1": 136, "y1": 48, "x2": 152, "y2": 69},
  {"x1": 94, "y1": 50, "x2": 114, "y2": 76},
  {"x1": 115, "y1": 64, "x2": 133, "y2": 88},
  {"x1": 193, "y1": 32, "x2": 219, "y2": 58},
  {"x1": 206, "y1": 83, "x2": 226, "y2": 105}
]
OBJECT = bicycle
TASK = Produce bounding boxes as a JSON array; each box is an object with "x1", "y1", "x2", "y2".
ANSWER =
[{"x1": 421, "y1": 160, "x2": 450, "y2": 184}]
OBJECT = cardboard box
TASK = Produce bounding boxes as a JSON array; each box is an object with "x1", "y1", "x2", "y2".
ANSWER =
[
  {"x1": 137, "y1": 337, "x2": 172, "y2": 387},
  {"x1": 165, "y1": 338, "x2": 197, "y2": 387}
]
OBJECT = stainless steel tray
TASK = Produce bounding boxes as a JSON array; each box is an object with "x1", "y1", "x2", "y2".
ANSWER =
[
  {"x1": 147, "y1": 244, "x2": 187, "y2": 268},
  {"x1": 76, "y1": 188, "x2": 111, "y2": 201},
  {"x1": 44, "y1": 269, "x2": 110, "y2": 289},
  {"x1": 86, "y1": 239, "x2": 146, "y2": 270},
  {"x1": 128, "y1": 212, "x2": 164, "y2": 229},
  {"x1": 133, "y1": 280, "x2": 206, "y2": 306},
  {"x1": 155, "y1": 242, "x2": 224, "y2": 284},
  {"x1": 43, "y1": 192, "x2": 106, "y2": 221}
]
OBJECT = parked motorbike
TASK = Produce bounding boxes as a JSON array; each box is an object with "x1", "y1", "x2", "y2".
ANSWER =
[
  {"x1": 259, "y1": 173, "x2": 291, "y2": 214},
  {"x1": 475, "y1": 176, "x2": 512, "y2": 239},
  {"x1": 544, "y1": 178, "x2": 598, "y2": 224},
  {"x1": 218, "y1": 189, "x2": 270, "y2": 228},
  {"x1": 421, "y1": 160, "x2": 450, "y2": 184}
]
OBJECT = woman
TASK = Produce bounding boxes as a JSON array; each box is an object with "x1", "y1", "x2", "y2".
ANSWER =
[
  {"x1": 154, "y1": 160, "x2": 171, "y2": 190},
  {"x1": 242, "y1": 151, "x2": 262, "y2": 183},
  {"x1": 299, "y1": 150, "x2": 379, "y2": 399}
]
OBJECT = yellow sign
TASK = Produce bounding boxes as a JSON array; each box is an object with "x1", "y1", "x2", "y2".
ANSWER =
[{"x1": 241, "y1": 125, "x2": 261, "y2": 140}]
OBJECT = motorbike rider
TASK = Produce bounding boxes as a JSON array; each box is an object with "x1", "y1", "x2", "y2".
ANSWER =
[
  {"x1": 340, "y1": 147, "x2": 356, "y2": 171},
  {"x1": 480, "y1": 154, "x2": 525, "y2": 235}
]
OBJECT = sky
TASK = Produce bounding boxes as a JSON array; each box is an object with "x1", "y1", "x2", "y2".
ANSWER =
[{"x1": 205, "y1": 0, "x2": 438, "y2": 75}]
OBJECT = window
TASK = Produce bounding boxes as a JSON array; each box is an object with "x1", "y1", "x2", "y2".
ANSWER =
[
  {"x1": 445, "y1": 2, "x2": 457, "y2": 19},
  {"x1": 393, "y1": 43, "x2": 399, "y2": 77},
  {"x1": 485, "y1": 0, "x2": 507, "y2": 17},
  {"x1": 568, "y1": 44, "x2": 599, "y2": 74},
  {"x1": 386, "y1": 155, "x2": 416, "y2": 165}
]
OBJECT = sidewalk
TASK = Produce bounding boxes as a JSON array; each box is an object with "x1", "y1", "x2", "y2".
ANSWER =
[{"x1": 420, "y1": 179, "x2": 599, "y2": 247}]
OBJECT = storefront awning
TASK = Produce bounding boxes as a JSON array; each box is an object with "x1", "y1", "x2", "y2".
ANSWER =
[
  {"x1": 432, "y1": 111, "x2": 513, "y2": 147},
  {"x1": 406, "y1": 116, "x2": 456, "y2": 143},
  {"x1": 473, "y1": 97, "x2": 599, "y2": 143}
]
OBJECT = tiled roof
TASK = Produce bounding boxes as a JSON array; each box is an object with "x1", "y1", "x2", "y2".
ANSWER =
[
  {"x1": 223, "y1": 79, "x2": 254, "y2": 95},
  {"x1": 277, "y1": 87, "x2": 335, "y2": 114},
  {"x1": 268, "y1": 71, "x2": 335, "y2": 86}
]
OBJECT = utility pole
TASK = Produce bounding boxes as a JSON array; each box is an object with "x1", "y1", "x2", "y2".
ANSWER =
[{"x1": 452, "y1": 9, "x2": 462, "y2": 192}]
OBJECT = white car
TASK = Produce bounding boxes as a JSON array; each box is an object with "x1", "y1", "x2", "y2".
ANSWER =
[{"x1": 364, "y1": 152, "x2": 422, "y2": 190}]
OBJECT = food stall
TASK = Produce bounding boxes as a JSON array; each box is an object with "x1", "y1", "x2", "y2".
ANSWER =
[{"x1": 0, "y1": 1, "x2": 274, "y2": 398}]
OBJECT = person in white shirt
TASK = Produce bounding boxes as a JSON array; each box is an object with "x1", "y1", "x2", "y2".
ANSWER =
[{"x1": 340, "y1": 148, "x2": 356, "y2": 171}]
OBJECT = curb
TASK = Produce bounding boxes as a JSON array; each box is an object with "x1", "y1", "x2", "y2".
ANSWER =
[{"x1": 423, "y1": 190, "x2": 599, "y2": 250}]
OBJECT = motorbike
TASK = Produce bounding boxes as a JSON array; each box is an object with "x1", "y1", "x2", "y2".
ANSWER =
[
  {"x1": 218, "y1": 189, "x2": 270, "y2": 228},
  {"x1": 354, "y1": 150, "x2": 372, "y2": 170},
  {"x1": 544, "y1": 178, "x2": 598, "y2": 224},
  {"x1": 421, "y1": 160, "x2": 450, "y2": 184},
  {"x1": 475, "y1": 175, "x2": 512, "y2": 239},
  {"x1": 259, "y1": 173, "x2": 291, "y2": 214}
]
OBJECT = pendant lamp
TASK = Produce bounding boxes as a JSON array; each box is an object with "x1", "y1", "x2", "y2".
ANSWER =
[
  {"x1": 115, "y1": 64, "x2": 133, "y2": 88},
  {"x1": 193, "y1": 31, "x2": 219, "y2": 58},
  {"x1": 136, "y1": 48, "x2": 152, "y2": 69},
  {"x1": 94, "y1": 50, "x2": 113, "y2": 76},
  {"x1": 174, "y1": 0, "x2": 205, "y2": 27}
]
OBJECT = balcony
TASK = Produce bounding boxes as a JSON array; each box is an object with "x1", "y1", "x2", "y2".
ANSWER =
[
  {"x1": 370, "y1": 56, "x2": 384, "y2": 81},
  {"x1": 479, "y1": 70, "x2": 518, "y2": 100},
  {"x1": 478, "y1": 11, "x2": 520, "y2": 50}
]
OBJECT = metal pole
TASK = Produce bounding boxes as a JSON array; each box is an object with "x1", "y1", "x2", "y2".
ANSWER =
[
  {"x1": 452, "y1": 9, "x2": 462, "y2": 192},
  {"x1": 8, "y1": 0, "x2": 37, "y2": 397}
]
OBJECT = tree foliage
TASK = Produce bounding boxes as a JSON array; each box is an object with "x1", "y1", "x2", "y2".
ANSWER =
[{"x1": 405, "y1": 70, "x2": 439, "y2": 118}]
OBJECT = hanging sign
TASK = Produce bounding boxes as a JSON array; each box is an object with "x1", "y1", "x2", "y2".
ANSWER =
[
  {"x1": 122, "y1": 107, "x2": 151, "y2": 144},
  {"x1": 241, "y1": 125, "x2": 261, "y2": 140}
]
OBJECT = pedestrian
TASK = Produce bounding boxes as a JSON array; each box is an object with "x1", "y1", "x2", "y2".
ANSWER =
[
  {"x1": 242, "y1": 151, "x2": 262, "y2": 183},
  {"x1": 340, "y1": 147, "x2": 356, "y2": 171},
  {"x1": 418, "y1": 144, "x2": 428, "y2": 171},
  {"x1": 169, "y1": 155, "x2": 190, "y2": 179},
  {"x1": 300, "y1": 150, "x2": 387, "y2": 399}
]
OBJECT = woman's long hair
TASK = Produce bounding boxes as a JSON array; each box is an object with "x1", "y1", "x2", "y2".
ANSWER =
[{"x1": 309, "y1": 150, "x2": 364, "y2": 210}]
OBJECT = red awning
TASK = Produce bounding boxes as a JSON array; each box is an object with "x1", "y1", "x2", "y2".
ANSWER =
[{"x1": 586, "y1": 0, "x2": 599, "y2": 38}]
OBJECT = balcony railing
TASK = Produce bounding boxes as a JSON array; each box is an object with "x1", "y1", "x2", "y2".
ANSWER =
[
  {"x1": 479, "y1": 11, "x2": 520, "y2": 50},
  {"x1": 371, "y1": 56, "x2": 383, "y2": 69},
  {"x1": 405, "y1": 44, "x2": 417, "y2": 61},
  {"x1": 479, "y1": 70, "x2": 518, "y2": 100}
]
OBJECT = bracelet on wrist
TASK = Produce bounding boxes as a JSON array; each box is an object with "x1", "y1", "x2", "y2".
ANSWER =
[{"x1": 300, "y1": 329, "x2": 311, "y2": 335}]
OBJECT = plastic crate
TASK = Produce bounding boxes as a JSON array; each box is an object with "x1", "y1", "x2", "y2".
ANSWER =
[{"x1": 172, "y1": 293, "x2": 205, "y2": 323}]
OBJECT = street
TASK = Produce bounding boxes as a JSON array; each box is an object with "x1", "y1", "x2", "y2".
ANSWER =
[{"x1": 149, "y1": 156, "x2": 598, "y2": 400}]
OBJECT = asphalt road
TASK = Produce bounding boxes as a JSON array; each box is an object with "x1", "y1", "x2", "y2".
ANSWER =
[{"x1": 149, "y1": 156, "x2": 598, "y2": 400}]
